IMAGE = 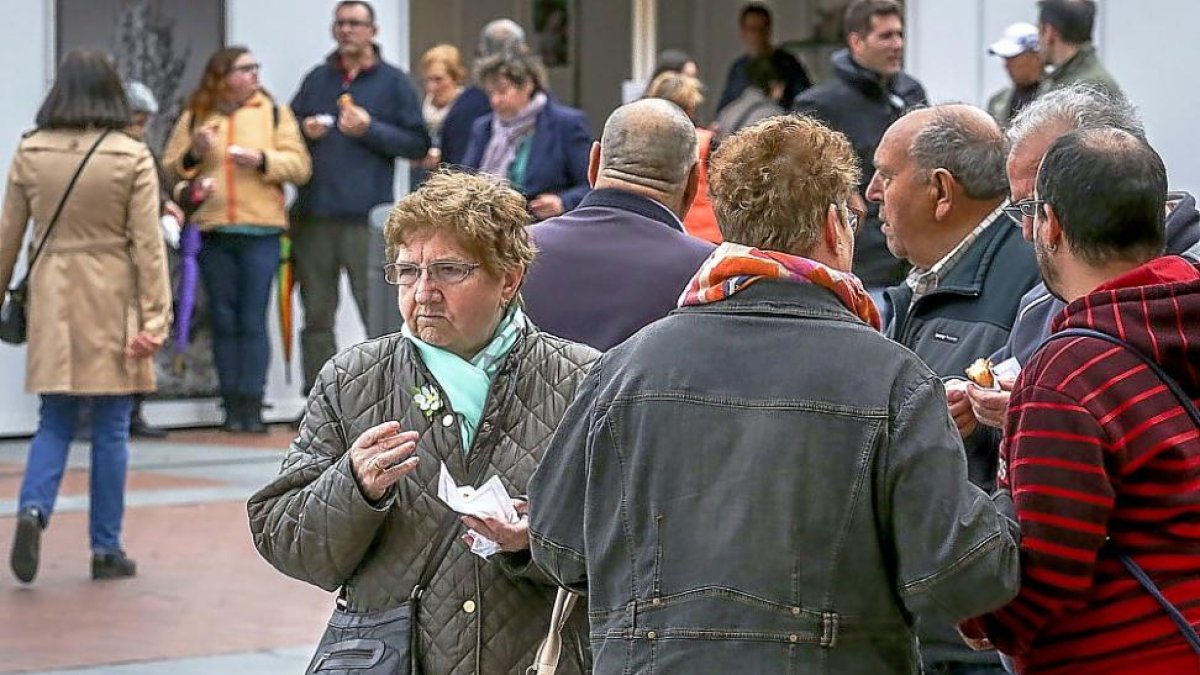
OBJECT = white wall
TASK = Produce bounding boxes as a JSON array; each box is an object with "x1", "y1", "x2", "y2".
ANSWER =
[
  {"x1": 0, "y1": 0, "x2": 410, "y2": 435},
  {"x1": 907, "y1": 0, "x2": 1200, "y2": 192}
]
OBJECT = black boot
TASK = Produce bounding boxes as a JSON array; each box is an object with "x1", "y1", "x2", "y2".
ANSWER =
[
  {"x1": 10, "y1": 507, "x2": 43, "y2": 584},
  {"x1": 240, "y1": 396, "x2": 267, "y2": 434},
  {"x1": 221, "y1": 396, "x2": 245, "y2": 432},
  {"x1": 91, "y1": 550, "x2": 137, "y2": 580},
  {"x1": 130, "y1": 407, "x2": 168, "y2": 439}
]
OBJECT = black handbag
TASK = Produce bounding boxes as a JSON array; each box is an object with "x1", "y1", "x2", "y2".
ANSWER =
[
  {"x1": 0, "y1": 130, "x2": 110, "y2": 345},
  {"x1": 1046, "y1": 328, "x2": 1200, "y2": 657}
]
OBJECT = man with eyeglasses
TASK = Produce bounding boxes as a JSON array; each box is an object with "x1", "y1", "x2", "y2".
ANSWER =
[
  {"x1": 867, "y1": 104, "x2": 1039, "y2": 675},
  {"x1": 963, "y1": 85, "x2": 1200, "y2": 432},
  {"x1": 290, "y1": 0, "x2": 430, "y2": 397},
  {"x1": 959, "y1": 126, "x2": 1200, "y2": 675}
]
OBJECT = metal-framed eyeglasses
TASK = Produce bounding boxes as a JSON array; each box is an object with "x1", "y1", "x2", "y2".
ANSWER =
[
  {"x1": 1002, "y1": 198, "x2": 1046, "y2": 227},
  {"x1": 384, "y1": 261, "x2": 481, "y2": 286},
  {"x1": 839, "y1": 202, "x2": 865, "y2": 233}
]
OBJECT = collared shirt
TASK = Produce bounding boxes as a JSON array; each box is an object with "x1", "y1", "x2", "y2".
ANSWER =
[{"x1": 906, "y1": 201, "x2": 1008, "y2": 304}]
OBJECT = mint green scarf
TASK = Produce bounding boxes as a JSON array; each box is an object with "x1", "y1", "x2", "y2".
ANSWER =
[{"x1": 402, "y1": 305, "x2": 526, "y2": 449}]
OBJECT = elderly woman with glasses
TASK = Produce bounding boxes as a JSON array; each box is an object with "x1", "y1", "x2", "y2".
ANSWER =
[{"x1": 248, "y1": 170, "x2": 597, "y2": 674}]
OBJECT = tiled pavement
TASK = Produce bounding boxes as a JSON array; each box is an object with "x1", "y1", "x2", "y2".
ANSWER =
[{"x1": 0, "y1": 428, "x2": 331, "y2": 674}]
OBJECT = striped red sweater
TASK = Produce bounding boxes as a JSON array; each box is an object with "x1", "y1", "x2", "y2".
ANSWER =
[{"x1": 963, "y1": 256, "x2": 1200, "y2": 674}]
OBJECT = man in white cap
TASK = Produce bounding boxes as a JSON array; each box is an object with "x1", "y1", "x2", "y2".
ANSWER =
[{"x1": 986, "y1": 22, "x2": 1042, "y2": 126}]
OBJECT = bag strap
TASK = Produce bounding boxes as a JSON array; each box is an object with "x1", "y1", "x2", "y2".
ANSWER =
[
  {"x1": 526, "y1": 588, "x2": 580, "y2": 675},
  {"x1": 11, "y1": 130, "x2": 111, "y2": 292},
  {"x1": 1044, "y1": 327, "x2": 1200, "y2": 656},
  {"x1": 1048, "y1": 328, "x2": 1200, "y2": 425}
]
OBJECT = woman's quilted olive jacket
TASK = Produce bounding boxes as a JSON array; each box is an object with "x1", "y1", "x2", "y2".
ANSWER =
[{"x1": 248, "y1": 328, "x2": 598, "y2": 674}]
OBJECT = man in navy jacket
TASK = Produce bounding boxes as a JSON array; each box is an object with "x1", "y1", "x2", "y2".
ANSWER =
[
  {"x1": 521, "y1": 99, "x2": 714, "y2": 351},
  {"x1": 290, "y1": 0, "x2": 429, "y2": 394}
]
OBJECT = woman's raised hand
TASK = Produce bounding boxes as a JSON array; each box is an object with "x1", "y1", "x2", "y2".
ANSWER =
[{"x1": 348, "y1": 421, "x2": 420, "y2": 502}]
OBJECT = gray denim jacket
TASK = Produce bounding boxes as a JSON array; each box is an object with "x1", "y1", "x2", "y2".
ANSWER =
[{"x1": 528, "y1": 281, "x2": 1021, "y2": 674}]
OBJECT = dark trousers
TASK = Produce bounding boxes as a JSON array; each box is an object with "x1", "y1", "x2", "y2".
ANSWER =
[
  {"x1": 293, "y1": 217, "x2": 369, "y2": 393},
  {"x1": 198, "y1": 231, "x2": 279, "y2": 399}
]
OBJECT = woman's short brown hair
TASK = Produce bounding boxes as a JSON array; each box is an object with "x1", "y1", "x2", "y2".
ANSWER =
[
  {"x1": 384, "y1": 170, "x2": 536, "y2": 277},
  {"x1": 708, "y1": 115, "x2": 861, "y2": 253},
  {"x1": 474, "y1": 51, "x2": 548, "y2": 93},
  {"x1": 421, "y1": 44, "x2": 468, "y2": 85},
  {"x1": 643, "y1": 72, "x2": 704, "y2": 117}
]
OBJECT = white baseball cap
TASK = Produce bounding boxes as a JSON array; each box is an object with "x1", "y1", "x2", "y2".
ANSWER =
[{"x1": 988, "y1": 22, "x2": 1039, "y2": 58}]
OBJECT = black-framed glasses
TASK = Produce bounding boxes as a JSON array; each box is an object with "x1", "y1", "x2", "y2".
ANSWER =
[
  {"x1": 384, "y1": 261, "x2": 480, "y2": 286},
  {"x1": 231, "y1": 62, "x2": 261, "y2": 74},
  {"x1": 334, "y1": 19, "x2": 373, "y2": 28},
  {"x1": 1002, "y1": 198, "x2": 1046, "y2": 227}
]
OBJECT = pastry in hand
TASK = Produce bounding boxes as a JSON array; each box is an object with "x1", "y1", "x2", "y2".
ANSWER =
[
  {"x1": 965, "y1": 358, "x2": 995, "y2": 388},
  {"x1": 337, "y1": 93, "x2": 354, "y2": 109}
]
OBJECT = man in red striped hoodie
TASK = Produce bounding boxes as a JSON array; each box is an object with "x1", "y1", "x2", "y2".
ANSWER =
[{"x1": 960, "y1": 127, "x2": 1200, "y2": 673}]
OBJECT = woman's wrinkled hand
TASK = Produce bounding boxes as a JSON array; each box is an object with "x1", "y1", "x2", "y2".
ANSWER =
[
  {"x1": 126, "y1": 332, "x2": 164, "y2": 359},
  {"x1": 348, "y1": 421, "x2": 420, "y2": 502},
  {"x1": 462, "y1": 499, "x2": 530, "y2": 552}
]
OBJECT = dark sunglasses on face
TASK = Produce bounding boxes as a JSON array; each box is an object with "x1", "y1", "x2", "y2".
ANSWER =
[
  {"x1": 334, "y1": 19, "x2": 372, "y2": 28},
  {"x1": 384, "y1": 261, "x2": 480, "y2": 286}
]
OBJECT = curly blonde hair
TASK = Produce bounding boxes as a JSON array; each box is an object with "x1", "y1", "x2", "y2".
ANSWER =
[
  {"x1": 384, "y1": 170, "x2": 536, "y2": 276},
  {"x1": 708, "y1": 115, "x2": 861, "y2": 253}
]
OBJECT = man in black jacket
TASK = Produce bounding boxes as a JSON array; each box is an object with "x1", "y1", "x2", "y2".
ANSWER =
[
  {"x1": 794, "y1": 0, "x2": 926, "y2": 298},
  {"x1": 716, "y1": 3, "x2": 811, "y2": 114},
  {"x1": 521, "y1": 99, "x2": 713, "y2": 351},
  {"x1": 869, "y1": 104, "x2": 1039, "y2": 674}
]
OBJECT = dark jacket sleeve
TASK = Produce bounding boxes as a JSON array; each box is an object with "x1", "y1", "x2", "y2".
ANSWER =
[
  {"x1": 356, "y1": 69, "x2": 431, "y2": 160},
  {"x1": 885, "y1": 376, "x2": 1021, "y2": 622},
  {"x1": 527, "y1": 364, "x2": 602, "y2": 595},
  {"x1": 246, "y1": 359, "x2": 393, "y2": 591},
  {"x1": 552, "y1": 108, "x2": 593, "y2": 211},
  {"x1": 717, "y1": 57, "x2": 745, "y2": 113},
  {"x1": 461, "y1": 115, "x2": 490, "y2": 170},
  {"x1": 290, "y1": 69, "x2": 317, "y2": 121}
]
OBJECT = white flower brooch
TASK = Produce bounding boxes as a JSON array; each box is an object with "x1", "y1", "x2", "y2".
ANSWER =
[{"x1": 411, "y1": 385, "x2": 444, "y2": 420}]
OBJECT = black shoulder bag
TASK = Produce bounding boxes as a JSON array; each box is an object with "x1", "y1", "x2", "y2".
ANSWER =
[
  {"x1": 0, "y1": 130, "x2": 111, "y2": 344},
  {"x1": 1046, "y1": 327, "x2": 1200, "y2": 657}
]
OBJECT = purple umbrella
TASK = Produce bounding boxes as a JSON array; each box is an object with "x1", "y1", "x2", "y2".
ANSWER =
[{"x1": 173, "y1": 222, "x2": 201, "y2": 372}]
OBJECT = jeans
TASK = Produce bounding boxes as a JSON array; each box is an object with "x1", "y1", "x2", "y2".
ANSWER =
[
  {"x1": 293, "y1": 217, "x2": 370, "y2": 394},
  {"x1": 199, "y1": 231, "x2": 280, "y2": 399},
  {"x1": 18, "y1": 394, "x2": 134, "y2": 553}
]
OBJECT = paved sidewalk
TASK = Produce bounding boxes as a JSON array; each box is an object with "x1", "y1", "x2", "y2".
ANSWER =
[{"x1": 0, "y1": 428, "x2": 330, "y2": 674}]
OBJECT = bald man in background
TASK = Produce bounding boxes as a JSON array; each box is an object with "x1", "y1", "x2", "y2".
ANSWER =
[
  {"x1": 867, "y1": 104, "x2": 1039, "y2": 674},
  {"x1": 521, "y1": 99, "x2": 715, "y2": 351}
]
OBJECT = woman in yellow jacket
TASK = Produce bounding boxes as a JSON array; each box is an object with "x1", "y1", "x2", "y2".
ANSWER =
[{"x1": 164, "y1": 46, "x2": 311, "y2": 432}]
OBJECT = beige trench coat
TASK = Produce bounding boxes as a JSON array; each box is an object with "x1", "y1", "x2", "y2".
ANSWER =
[{"x1": 0, "y1": 129, "x2": 172, "y2": 395}]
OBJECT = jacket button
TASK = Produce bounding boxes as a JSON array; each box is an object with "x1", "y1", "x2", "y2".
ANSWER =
[
  {"x1": 462, "y1": 600, "x2": 476, "y2": 614},
  {"x1": 791, "y1": 607, "x2": 801, "y2": 616},
  {"x1": 789, "y1": 634, "x2": 799, "y2": 643},
  {"x1": 441, "y1": 413, "x2": 455, "y2": 427},
  {"x1": 651, "y1": 598, "x2": 662, "y2": 607},
  {"x1": 646, "y1": 631, "x2": 657, "y2": 640}
]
